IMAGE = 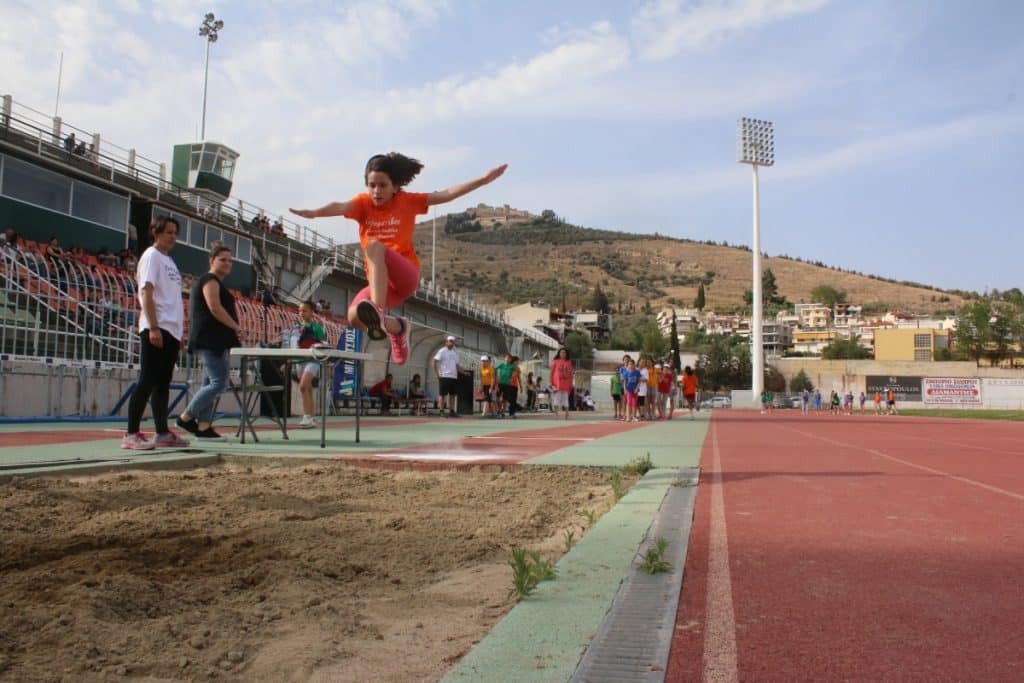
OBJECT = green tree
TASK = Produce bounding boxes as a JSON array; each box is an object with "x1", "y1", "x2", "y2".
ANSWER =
[
  {"x1": 765, "y1": 365, "x2": 787, "y2": 393},
  {"x1": 988, "y1": 305, "x2": 1014, "y2": 366},
  {"x1": 811, "y1": 284, "x2": 847, "y2": 309},
  {"x1": 821, "y1": 336, "x2": 871, "y2": 360},
  {"x1": 743, "y1": 268, "x2": 788, "y2": 310},
  {"x1": 955, "y1": 298, "x2": 994, "y2": 363},
  {"x1": 789, "y1": 369, "x2": 814, "y2": 392},
  {"x1": 670, "y1": 312, "x2": 682, "y2": 372},
  {"x1": 589, "y1": 284, "x2": 610, "y2": 314},
  {"x1": 563, "y1": 330, "x2": 595, "y2": 364},
  {"x1": 694, "y1": 283, "x2": 706, "y2": 311},
  {"x1": 681, "y1": 328, "x2": 709, "y2": 352},
  {"x1": 640, "y1": 320, "x2": 669, "y2": 357},
  {"x1": 697, "y1": 334, "x2": 751, "y2": 390}
]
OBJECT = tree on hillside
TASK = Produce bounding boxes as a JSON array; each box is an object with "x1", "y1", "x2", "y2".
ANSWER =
[
  {"x1": 821, "y1": 336, "x2": 870, "y2": 360},
  {"x1": 670, "y1": 311, "x2": 682, "y2": 372},
  {"x1": 589, "y1": 284, "x2": 610, "y2": 314},
  {"x1": 694, "y1": 283, "x2": 706, "y2": 310},
  {"x1": 811, "y1": 284, "x2": 847, "y2": 309},
  {"x1": 743, "y1": 268, "x2": 789, "y2": 311}
]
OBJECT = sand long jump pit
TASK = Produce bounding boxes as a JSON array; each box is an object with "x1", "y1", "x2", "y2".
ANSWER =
[{"x1": 0, "y1": 460, "x2": 628, "y2": 681}]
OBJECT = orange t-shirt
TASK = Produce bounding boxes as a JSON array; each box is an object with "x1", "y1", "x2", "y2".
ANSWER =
[
  {"x1": 345, "y1": 191, "x2": 429, "y2": 271},
  {"x1": 682, "y1": 374, "x2": 698, "y2": 396}
]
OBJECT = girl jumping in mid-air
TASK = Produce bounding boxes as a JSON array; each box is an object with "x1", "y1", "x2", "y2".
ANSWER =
[{"x1": 290, "y1": 153, "x2": 507, "y2": 364}]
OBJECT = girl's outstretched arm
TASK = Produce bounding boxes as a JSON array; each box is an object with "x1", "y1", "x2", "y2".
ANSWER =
[
  {"x1": 428, "y1": 164, "x2": 507, "y2": 206},
  {"x1": 289, "y1": 201, "x2": 352, "y2": 219}
]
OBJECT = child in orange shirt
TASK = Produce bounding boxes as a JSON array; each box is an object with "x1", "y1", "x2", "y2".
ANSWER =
[{"x1": 291, "y1": 153, "x2": 506, "y2": 364}]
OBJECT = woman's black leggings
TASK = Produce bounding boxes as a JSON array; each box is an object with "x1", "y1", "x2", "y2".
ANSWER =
[
  {"x1": 127, "y1": 328, "x2": 180, "y2": 434},
  {"x1": 500, "y1": 385, "x2": 518, "y2": 417}
]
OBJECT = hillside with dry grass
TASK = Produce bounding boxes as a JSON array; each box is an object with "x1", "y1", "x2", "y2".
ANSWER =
[{"x1": 412, "y1": 210, "x2": 971, "y2": 315}]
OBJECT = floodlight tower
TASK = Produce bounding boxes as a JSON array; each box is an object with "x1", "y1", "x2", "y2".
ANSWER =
[
  {"x1": 737, "y1": 117, "x2": 775, "y2": 404},
  {"x1": 198, "y1": 12, "x2": 224, "y2": 140}
]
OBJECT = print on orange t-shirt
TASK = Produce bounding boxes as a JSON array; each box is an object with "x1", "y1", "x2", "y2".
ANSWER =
[{"x1": 345, "y1": 191, "x2": 429, "y2": 271}]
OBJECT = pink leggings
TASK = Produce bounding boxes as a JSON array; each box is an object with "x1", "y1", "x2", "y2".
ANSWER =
[{"x1": 349, "y1": 246, "x2": 420, "y2": 314}]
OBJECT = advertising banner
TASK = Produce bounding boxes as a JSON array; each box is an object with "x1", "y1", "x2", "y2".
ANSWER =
[
  {"x1": 865, "y1": 375, "x2": 922, "y2": 401},
  {"x1": 922, "y1": 377, "x2": 982, "y2": 405},
  {"x1": 333, "y1": 327, "x2": 363, "y2": 399}
]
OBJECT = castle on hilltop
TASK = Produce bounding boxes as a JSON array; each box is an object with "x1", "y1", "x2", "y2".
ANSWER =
[{"x1": 466, "y1": 203, "x2": 534, "y2": 223}]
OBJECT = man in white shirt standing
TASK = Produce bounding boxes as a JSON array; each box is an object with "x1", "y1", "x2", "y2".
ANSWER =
[{"x1": 432, "y1": 335, "x2": 464, "y2": 418}]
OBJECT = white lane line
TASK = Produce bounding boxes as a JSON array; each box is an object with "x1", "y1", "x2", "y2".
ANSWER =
[
  {"x1": 779, "y1": 426, "x2": 1024, "y2": 502},
  {"x1": 467, "y1": 436, "x2": 594, "y2": 442},
  {"x1": 703, "y1": 424, "x2": 739, "y2": 683},
  {"x1": 368, "y1": 453, "x2": 498, "y2": 462}
]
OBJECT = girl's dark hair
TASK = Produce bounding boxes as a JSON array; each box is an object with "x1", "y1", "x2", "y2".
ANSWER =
[
  {"x1": 208, "y1": 241, "x2": 231, "y2": 260},
  {"x1": 557, "y1": 346, "x2": 571, "y2": 360},
  {"x1": 684, "y1": 366, "x2": 694, "y2": 375},
  {"x1": 364, "y1": 152, "x2": 424, "y2": 188},
  {"x1": 150, "y1": 215, "x2": 180, "y2": 237},
  {"x1": 300, "y1": 299, "x2": 315, "y2": 309}
]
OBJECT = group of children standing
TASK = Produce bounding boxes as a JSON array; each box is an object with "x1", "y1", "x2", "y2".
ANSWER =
[
  {"x1": 795, "y1": 388, "x2": 899, "y2": 415},
  {"x1": 610, "y1": 354, "x2": 699, "y2": 422}
]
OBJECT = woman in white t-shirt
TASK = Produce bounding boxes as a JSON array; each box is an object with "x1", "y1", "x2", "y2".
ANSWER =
[{"x1": 122, "y1": 216, "x2": 189, "y2": 450}]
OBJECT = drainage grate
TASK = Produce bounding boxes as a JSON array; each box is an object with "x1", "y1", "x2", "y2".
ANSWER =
[{"x1": 571, "y1": 466, "x2": 699, "y2": 683}]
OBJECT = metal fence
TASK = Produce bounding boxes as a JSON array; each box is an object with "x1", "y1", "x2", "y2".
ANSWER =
[{"x1": 0, "y1": 245, "x2": 349, "y2": 366}]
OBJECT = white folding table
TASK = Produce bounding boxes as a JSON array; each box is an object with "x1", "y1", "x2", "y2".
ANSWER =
[{"x1": 230, "y1": 347, "x2": 372, "y2": 448}]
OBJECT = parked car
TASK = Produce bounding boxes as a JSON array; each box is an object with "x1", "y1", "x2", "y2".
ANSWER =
[{"x1": 701, "y1": 396, "x2": 732, "y2": 409}]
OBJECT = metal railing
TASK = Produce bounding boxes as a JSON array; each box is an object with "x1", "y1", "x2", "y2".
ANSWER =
[
  {"x1": 2, "y1": 93, "x2": 538, "y2": 340},
  {"x1": 0, "y1": 246, "x2": 351, "y2": 366}
]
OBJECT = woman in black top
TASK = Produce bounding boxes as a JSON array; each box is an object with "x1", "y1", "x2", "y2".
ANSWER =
[{"x1": 175, "y1": 243, "x2": 242, "y2": 440}]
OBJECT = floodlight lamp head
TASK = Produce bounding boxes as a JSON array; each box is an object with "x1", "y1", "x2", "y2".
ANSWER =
[
  {"x1": 736, "y1": 117, "x2": 775, "y2": 167},
  {"x1": 204, "y1": 12, "x2": 215, "y2": 22}
]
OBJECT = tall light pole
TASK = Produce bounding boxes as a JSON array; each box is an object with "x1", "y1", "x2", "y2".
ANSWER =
[
  {"x1": 198, "y1": 12, "x2": 224, "y2": 140},
  {"x1": 737, "y1": 117, "x2": 775, "y2": 405}
]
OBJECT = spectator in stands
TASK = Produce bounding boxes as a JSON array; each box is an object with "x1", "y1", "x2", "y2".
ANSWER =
[
  {"x1": 175, "y1": 243, "x2": 242, "y2": 442},
  {"x1": 127, "y1": 223, "x2": 139, "y2": 254},
  {"x1": 45, "y1": 236, "x2": 68, "y2": 263},
  {"x1": 122, "y1": 216, "x2": 189, "y2": 451},
  {"x1": 64, "y1": 132, "x2": 76, "y2": 154},
  {"x1": 296, "y1": 300, "x2": 327, "y2": 428},
  {"x1": 74, "y1": 140, "x2": 87, "y2": 156},
  {"x1": 408, "y1": 373, "x2": 427, "y2": 415},
  {"x1": 97, "y1": 246, "x2": 120, "y2": 268},
  {"x1": 120, "y1": 248, "x2": 137, "y2": 272},
  {"x1": 368, "y1": 373, "x2": 399, "y2": 415},
  {"x1": 1, "y1": 227, "x2": 20, "y2": 252},
  {"x1": 290, "y1": 152, "x2": 506, "y2": 367}
]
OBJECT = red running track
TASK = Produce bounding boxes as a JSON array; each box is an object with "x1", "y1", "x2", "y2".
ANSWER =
[{"x1": 668, "y1": 411, "x2": 1024, "y2": 682}]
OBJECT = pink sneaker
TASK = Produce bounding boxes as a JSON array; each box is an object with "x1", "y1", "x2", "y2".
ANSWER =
[
  {"x1": 120, "y1": 432, "x2": 154, "y2": 450},
  {"x1": 388, "y1": 317, "x2": 410, "y2": 365},
  {"x1": 153, "y1": 431, "x2": 190, "y2": 448},
  {"x1": 356, "y1": 300, "x2": 387, "y2": 340}
]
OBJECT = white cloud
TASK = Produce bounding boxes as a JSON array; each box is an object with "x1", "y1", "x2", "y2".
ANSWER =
[
  {"x1": 632, "y1": 0, "x2": 831, "y2": 61},
  {"x1": 773, "y1": 109, "x2": 1024, "y2": 182}
]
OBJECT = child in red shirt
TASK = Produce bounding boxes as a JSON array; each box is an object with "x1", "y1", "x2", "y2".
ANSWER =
[{"x1": 290, "y1": 153, "x2": 506, "y2": 364}]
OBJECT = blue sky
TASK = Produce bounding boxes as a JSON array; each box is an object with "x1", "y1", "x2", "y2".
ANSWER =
[{"x1": 2, "y1": 0, "x2": 1022, "y2": 294}]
